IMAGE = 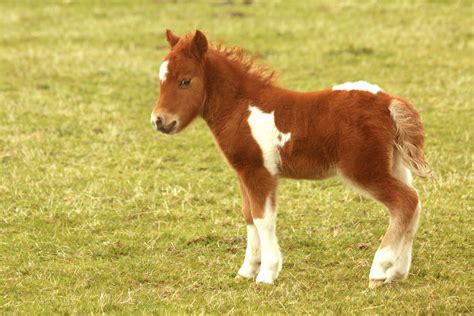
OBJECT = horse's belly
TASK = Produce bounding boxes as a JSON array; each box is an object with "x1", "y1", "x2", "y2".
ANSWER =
[{"x1": 279, "y1": 151, "x2": 336, "y2": 180}]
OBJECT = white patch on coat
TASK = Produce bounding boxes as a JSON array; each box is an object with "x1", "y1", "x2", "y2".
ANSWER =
[
  {"x1": 159, "y1": 60, "x2": 169, "y2": 82},
  {"x1": 237, "y1": 224, "x2": 261, "y2": 278},
  {"x1": 254, "y1": 196, "x2": 282, "y2": 284},
  {"x1": 247, "y1": 105, "x2": 291, "y2": 175},
  {"x1": 332, "y1": 81, "x2": 383, "y2": 94}
]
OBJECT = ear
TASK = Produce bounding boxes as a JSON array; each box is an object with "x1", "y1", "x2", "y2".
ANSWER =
[
  {"x1": 191, "y1": 30, "x2": 208, "y2": 59},
  {"x1": 166, "y1": 29, "x2": 180, "y2": 48}
]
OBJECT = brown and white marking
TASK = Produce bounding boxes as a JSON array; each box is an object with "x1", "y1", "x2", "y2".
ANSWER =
[{"x1": 150, "y1": 29, "x2": 431, "y2": 287}]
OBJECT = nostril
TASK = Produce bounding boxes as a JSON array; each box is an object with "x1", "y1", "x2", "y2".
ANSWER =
[
  {"x1": 155, "y1": 116, "x2": 165, "y2": 129},
  {"x1": 169, "y1": 120, "x2": 177, "y2": 128}
]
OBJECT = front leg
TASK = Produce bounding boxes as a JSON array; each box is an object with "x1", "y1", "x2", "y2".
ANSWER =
[
  {"x1": 240, "y1": 168, "x2": 281, "y2": 284},
  {"x1": 237, "y1": 178, "x2": 261, "y2": 279}
]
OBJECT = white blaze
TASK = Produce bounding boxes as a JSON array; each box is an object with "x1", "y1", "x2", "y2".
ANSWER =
[
  {"x1": 247, "y1": 105, "x2": 291, "y2": 175},
  {"x1": 159, "y1": 60, "x2": 169, "y2": 82},
  {"x1": 332, "y1": 81, "x2": 383, "y2": 94}
]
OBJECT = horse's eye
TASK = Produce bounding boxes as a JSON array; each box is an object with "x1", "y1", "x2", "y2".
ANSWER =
[{"x1": 180, "y1": 78, "x2": 192, "y2": 87}]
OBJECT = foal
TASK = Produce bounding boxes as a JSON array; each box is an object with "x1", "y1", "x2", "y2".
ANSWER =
[{"x1": 151, "y1": 29, "x2": 430, "y2": 287}]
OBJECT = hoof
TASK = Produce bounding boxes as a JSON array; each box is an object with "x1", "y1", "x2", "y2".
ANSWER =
[{"x1": 368, "y1": 279, "x2": 385, "y2": 289}]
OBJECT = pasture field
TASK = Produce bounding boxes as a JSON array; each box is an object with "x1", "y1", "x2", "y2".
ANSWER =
[{"x1": 1, "y1": 0, "x2": 473, "y2": 314}]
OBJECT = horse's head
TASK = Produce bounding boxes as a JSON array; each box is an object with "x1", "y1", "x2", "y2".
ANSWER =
[{"x1": 151, "y1": 29, "x2": 208, "y2": 134}]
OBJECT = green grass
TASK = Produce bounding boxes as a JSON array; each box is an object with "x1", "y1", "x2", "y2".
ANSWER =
[{"x1": 1, "y1": 0, "x2": 473, "y2": 314}]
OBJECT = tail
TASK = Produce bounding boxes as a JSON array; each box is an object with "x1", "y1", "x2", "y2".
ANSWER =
[{"x1": 389, "y1": 98, "x2": 432, "y2": 178}]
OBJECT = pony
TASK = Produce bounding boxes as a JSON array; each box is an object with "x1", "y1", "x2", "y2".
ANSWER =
[{"x1": 150, "y1": 29, "x2": 430, "y2": 287}]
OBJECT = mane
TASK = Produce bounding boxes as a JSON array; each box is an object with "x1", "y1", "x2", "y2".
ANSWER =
[
  {"x1": 211, "y1": 43, "x2": 277, "y2": 87},
  {"x1": 176, "y1": 33, "x2": 277, "y2": 87}
]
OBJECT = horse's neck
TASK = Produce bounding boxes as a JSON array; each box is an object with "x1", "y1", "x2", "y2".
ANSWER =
[{"x1": 201, "y1": 52, "x2": 273, "y2": 134}]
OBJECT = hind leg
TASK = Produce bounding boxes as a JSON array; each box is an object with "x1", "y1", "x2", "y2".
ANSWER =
[
  {"x1": 340, "y1": 157, "x2": 420, "y2": 287},
  {"x1": 369, "y1": 152, "x2": 421, "y2": 286}
]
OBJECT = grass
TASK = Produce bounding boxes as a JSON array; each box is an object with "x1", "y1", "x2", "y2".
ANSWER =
[{"x1": 0, "y1": 0, "x2": 472, "y2": 314}]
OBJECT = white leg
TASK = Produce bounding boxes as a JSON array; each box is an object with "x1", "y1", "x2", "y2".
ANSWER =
[
  {"x1": 237, "y1": 224, "x2": 261, "y2": 278},
  {"x1": 254, "y1": 197, "x2": 282, "y2": 284}
]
